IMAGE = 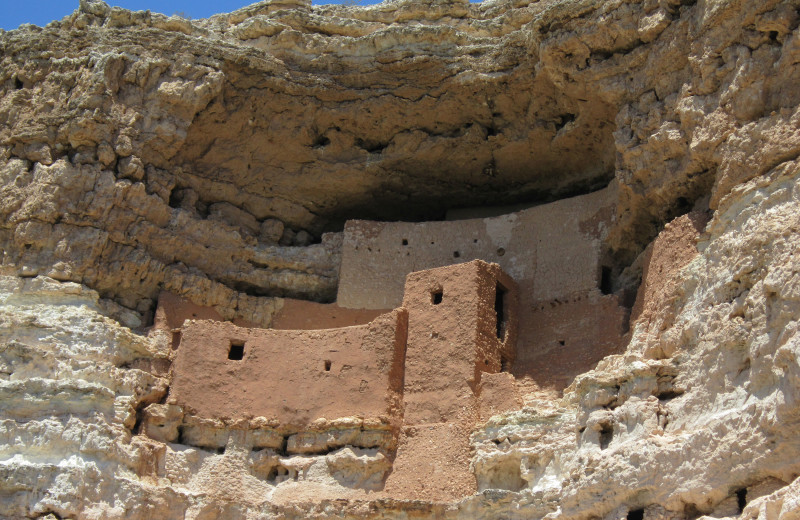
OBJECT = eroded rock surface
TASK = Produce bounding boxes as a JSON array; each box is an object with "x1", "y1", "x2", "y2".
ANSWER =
[
  {"x1": 1, "y1": 0, "x2": 800, "y2": 518},
  {"x1": 3, "y1": 0, "x2": 795, "y2": 320}
]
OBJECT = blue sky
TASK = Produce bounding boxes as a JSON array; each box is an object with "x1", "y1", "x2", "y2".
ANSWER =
[{"x1": 0, "y1": 0, "x2": 386, "y2": 31}]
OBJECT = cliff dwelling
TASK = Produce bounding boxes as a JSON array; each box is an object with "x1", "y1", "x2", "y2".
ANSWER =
[
  {"x1": 141, "y1": 184, "x2": 627, "y2": 501},
  {"x1": 3, "y1": 0, "x2": 800, "y2": 518}
]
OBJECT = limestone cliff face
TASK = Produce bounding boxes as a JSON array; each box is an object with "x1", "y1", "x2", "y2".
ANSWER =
[
  {"x1": 1, "y1": 0, "x2": 800, "y2": 518},
  {"x1": 3, "y1": 0, "x2": 793, "y2": 322}
]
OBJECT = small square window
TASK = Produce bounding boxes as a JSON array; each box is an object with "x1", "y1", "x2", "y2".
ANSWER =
[
  {"x1": 228, "y1": 340, "x2": 245, "y2": 360},
  {"x1": 431, "y1": 290, "x2": 443, "y2": 305}
]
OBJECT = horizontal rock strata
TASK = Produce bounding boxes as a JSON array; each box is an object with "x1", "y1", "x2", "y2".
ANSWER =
[{"x1": 1, "y1": 0, "x2": 800, "y2": 518}]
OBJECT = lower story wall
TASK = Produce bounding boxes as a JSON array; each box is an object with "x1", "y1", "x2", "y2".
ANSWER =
[
  {"x1": 167, "y1": 309, "x2": 408, "y2": 427},
  {"x1": 513, "y1": 293, "x2": 628, "y2": 390}
]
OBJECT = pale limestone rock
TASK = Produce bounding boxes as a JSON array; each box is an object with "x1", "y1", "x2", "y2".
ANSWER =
[
  {"x1": 325, "y1": 447, "x2": 392, "y2": 491},
  {"x1": 470, "y1": 162, "x2": 800, "y2": 519},
  {"x1": 259, "y1": 218, "x2": 284, "y2": 243},
  {"x1": 294, "y1": 230, "x2": 313, "y2": 247},
  {"x1": 0, "y1": 0, "x2": 800, "y2": 518},
  {"x1": 117, "y1": 155, "x2": 144, "y2": 181},
  {"x1": 207, "y1": 201, "x2": 261, "y2": 236},
  {"x1": 142, "y1": 404, "x2": 184, "y2": 443}
]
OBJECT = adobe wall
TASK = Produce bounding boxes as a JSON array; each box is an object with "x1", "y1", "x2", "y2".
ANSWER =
[
  {"x1": 337, "y1": 182, "x2": 617, "y2": 310},
  {"x1": 629, "y1": 211, "x2": 708, "y2": 329},
  {"x1": 270, "y1": 298, "x2": 389, "y2": 330},
  {"x1": 383, "y1": 260, "x2": 518, "y2": 501},
  {"x1": 400, "y1": 260, "x2": 518, "y2": 423},
  {"x1": 154, "y1": 291, "x2": 384, "y2": 333},
  {"x1": 153, "y1": 291, "x2": 260, "y2": 331},
  {"x1": 159, "y1": 259, "x2": 522, "y2": 499},
  {"x1": 337, "y1": 183, "x2": 627, "y2": 389},
  {"x1": 513, "y1": 296, "x2": 629, "y2": 390},
  {"x1": 167, "y1": 309, "x2": 408, "y2": 427}
]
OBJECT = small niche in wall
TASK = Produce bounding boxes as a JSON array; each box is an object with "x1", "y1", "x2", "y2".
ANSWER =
[
  {"x1": 324, "y1": 360, "x2": 332, "y2": 371},
  {"x1": 600, "y1": 265, "x2": 613, "y2": 295},
  {"x1": 228, "y1": 340, "x2": 245, "y2": 360},
  {"x1": 736, "y1": 489, "x2": 747, "y2": 513},
  {"x1": 431, "y1": 289, "x2": 443, "y2": 305},
  {"x1": 171, "y1": 330, "x2": 182, "y2": 351},
  {"x1": 495, "y1": 282, "x2": 508, "y2": 340},
  {"x1": 627, "y1": 509, "x2": 644, "y2": 520},
  {"x1": 402, "y1": 238, "x2": 408, "y2": 246},
  {"x1": 599, "y1": 423, "x2": 613, "y2": 450}
]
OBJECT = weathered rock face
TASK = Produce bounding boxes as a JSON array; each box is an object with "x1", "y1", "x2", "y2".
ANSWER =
[
  {"x1": 1, "y1": 0, "x2": 796, "y2": 318},
  {"x1": 1, "y1": 0, "x2": 800, "y2": 518},
  {"x1": 472, "y1": 163, "x2": 800, "y2": 517}
]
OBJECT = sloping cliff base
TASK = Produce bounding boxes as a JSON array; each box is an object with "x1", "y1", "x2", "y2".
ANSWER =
[{"x1": 2, "y1": 0, "x2": 800, "y2": 518}]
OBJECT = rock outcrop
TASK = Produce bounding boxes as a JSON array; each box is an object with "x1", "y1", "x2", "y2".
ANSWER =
[{"x1": 1, "y1": 0, "x2": 800, "y2": 518}]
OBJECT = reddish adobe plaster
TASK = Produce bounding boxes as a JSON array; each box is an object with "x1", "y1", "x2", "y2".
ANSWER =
[
  {"x1": 383, "y1": 260, "x2": 519, "y2": 501},
  {"x1": 159, "y1": 260, "x2": 525, "y2": 499},
  {"x1": 168, "y1": 309, "x2": 408, "y2": 427},
  {"x1": 270, "y1": 298, "x2": 388, "y2": 330}
]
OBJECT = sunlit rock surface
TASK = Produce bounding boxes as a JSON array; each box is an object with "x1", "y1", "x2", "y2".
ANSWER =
[{"x1": 1, "y1": 0, "x2": 800, "y2": 517}]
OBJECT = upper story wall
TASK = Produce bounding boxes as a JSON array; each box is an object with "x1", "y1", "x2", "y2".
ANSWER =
[
  {"x1": 401, "y1": 260, "x2": 518, "y2": 423},
  {"x1": 337, "y1": 182, "x2": 616, "y2": 310},
  {"x1": 168, "y1": 309, "x2": 408, "y2": 426}
]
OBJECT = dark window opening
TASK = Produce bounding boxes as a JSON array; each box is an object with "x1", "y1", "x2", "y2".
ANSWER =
[
  {"x1": 473, "y1": 239, "x2": 478, "y2": 243},
  {"x1": 769, "y1": 31, "x2": 778, "y2": 41},
  {"x1": 484, "y1": 359, "x2": 489, "y2": 366},
  {"x1": 558, "y1": 339, "x2": 565, "y2": 346},
  {"x1": 216, "y1": 446, "x2": 225, "y2": 454},
  {"x1": 171, "y1": 331, "x2": 182, "y2": 351},
  {"x1": 402, "y1": 238, "x2": 408, "y2": 246},
  {"x1": 600, "y1": 265, "x2": 613, "y2": 295},
  {"x1": 168, "y1": 189, "x2": 182, "y2": 209},
  {"x1": 228, "y1": 340, "x2": 245, "y2": 360},
  {"x1": 599, "y1": 424, "x2": 613, "y2": 449},
  {"x1": 496, "y1": 247, "x2": 505, "y2": 257},
  {"x1": 453, "y1": 251, "x2": 460, "y2": 258},
  {"x1": 324, "y1": 360, "x2": 332, "y2": 371},
  {"x1": 312, "y1": 134, "x2": 330, "y2": 148},
  {"x1": 432, "y1": 290, "x2": 443, "y2": 305},
  {"x1": 627, "y1": 509, "x2": 644, "y2": 520},
  {"x1": 736, "y1": 489, "x2": 747, "y2": 513},
  {"x1": 13, "y1": 77, "x2": 23, "y2": 90},
  {"x1": 495, "y1": 282, "x2": 508, "y2": 340}
]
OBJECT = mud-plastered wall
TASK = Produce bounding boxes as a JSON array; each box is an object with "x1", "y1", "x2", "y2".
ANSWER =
[
  {"x1": 384, "y1": 260, "x2": 519, "y2": 501},
  {"x1": 338, "y1": 183, "x2": 627, "y2": 388},
  {"x1": 337, "y1": 183, "x2": 616, "y2": 310},
  {"x1": 168, "y1": 309, "x2": 407, "y2": 426}
]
